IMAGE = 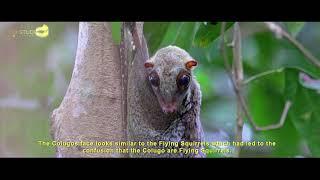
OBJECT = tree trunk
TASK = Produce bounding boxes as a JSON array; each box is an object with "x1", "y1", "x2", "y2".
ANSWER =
[
  {"x1": 50, "y1": 22, "x2": 172, "y2": 158},
  {"x1": 50, "y1": 22, "x2": 126, "y2": 157}
]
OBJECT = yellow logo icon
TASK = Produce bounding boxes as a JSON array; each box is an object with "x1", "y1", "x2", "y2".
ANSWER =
[{"x1": 35, "y1": 24, "x2": 49, "y2": 38}]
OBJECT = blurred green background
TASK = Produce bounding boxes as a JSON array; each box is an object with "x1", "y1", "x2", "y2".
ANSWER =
[
  {"x1": 0, "y1": 22, "x2": 319, "y2": 157},
  {"x1": 0, "y1": 22, "x2": 78, "y2": 157}
]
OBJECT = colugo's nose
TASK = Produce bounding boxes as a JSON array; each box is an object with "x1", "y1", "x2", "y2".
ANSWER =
[
  {"x1": 163, "y1": 89, "x2": 172, "y2": 98},
  {"x1": 161, "y1": 101, "x2": 177, "y2": 114}
]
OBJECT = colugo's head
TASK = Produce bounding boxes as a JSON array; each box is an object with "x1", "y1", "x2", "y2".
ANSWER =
[{"x1": 144, "y1": 45, "x2": 198, "y2": 114}]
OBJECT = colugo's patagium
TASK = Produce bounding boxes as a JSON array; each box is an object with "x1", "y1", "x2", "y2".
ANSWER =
[{"x1": 129, "y1": 45, "x2": 205, "y2": 158}]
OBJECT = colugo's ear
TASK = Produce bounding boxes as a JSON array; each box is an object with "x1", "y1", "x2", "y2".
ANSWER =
[
  {"x1": 144, "y1": 62, "x2": 154, "y2": 68},
  {"x1": 185, "y1": 60, "x2": 198, "y2": 70}
]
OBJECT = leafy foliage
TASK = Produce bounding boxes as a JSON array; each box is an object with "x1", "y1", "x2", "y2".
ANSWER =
[
  {"x1": 144, "y1": 22, "x2": 170, "y2": 54},
  {"x1": 285, "y1": 68, "x2": 320, "y2": 156},
  {"x1": 2, "y1": 22, "x2": 319, "y2": 157},
  {"x1": 144, "y1": 22, "x2": 320, "y2": 157},
  {"x1": 194, "y1": 22, "x2": 234, "y2": 48}
]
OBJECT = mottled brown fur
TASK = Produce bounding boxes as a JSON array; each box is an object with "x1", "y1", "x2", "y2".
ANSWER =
[{"x1": 128, "y1": 46, "x2": 205, "y2": 158}]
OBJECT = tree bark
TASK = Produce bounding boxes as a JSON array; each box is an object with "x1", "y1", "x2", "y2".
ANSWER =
[
  {"x1": 50, "y1": 22, "x2": 173, "y2": 158},
  {"x1": 50, "y1": 22, "x2": 126, "y2": 157}
]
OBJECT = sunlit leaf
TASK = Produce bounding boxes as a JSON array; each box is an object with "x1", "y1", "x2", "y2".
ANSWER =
[
  {"x1": 144, "y1": 22, "x2": 170, "y2": 54},
  {"x1": 159, "y1": 22, "x2": 183, "y2": 48},
  {"x1": 284, "y1": 22, "x2": 305, "y2": 37},
  {"x1": 173, "y1": 22, "x2": 197, "y2": 51},
  {"x1": 194, "y1": 22, "x2": 234, "y2": 48}
]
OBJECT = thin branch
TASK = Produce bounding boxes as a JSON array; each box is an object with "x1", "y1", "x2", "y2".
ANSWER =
[
  {"x1": 220, "y1": 22, "x2": 292, "y2": 132},
  {"x1": 120, "y1": 23, "x2": 129, "y2": 141},
  {"x1": 264, "y1": 22, "x2": 320, "y2": 69},
  {"x1": 253, "y1": 101, "x2": 292, "y2": 131},
  {"x1": 220, "y1": 23, "x2": 238, "y2": 90},
  {"x1": 243, "y1": 68, "x2": 285, "y2": 85},
  {"x1": 233, "y1": 22, "x2": 244, "y2": 157},
  {"x1": 233, "y1": 23, "x2": 243, "y2": 81},
  {"x1": 235, "y1": 89, "x2": 292, "y2": 131}
]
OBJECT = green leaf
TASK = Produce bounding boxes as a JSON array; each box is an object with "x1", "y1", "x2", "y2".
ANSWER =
[
  {"x1": 247, "y1": 67, "x2": 320, "y2": 156},
  {"x1": 111, "y1": 22, "x2": 121, "y2": 45},
  {"x1": 194, "y1": 22, "x2": 234, "y2": 48},
  {"x1": 250, "y1": 32, "x2": 320, "y2": 78},
  {"x1": 194, "y1": 70, "x2": 213, "y2": 99},
  {"x1": 284, "y1": 22, "x2": 305, "y2": 37},
  {"x1": 247, "y1": 69, "x2": 301, "y2": 157},
  {"x1": 173, "y1": 22, "x2": 197, "y2": 51},
  {"x1": 284, "y1": 68, "x2": 299, "y2": 101},
  {"x1": 284, "y1": 68, "x2": 320, "y2": 156},
  {"x1": 144, "y1": 22, "x2": 170, "y2": 55},
  {"x1": 159, "y1": 22, "x2": 183, "y2": 48}
]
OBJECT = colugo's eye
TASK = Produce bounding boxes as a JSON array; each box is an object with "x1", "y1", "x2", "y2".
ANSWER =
[
  {"x1": 149, "y1": 71, "x2": 160, "y2": 87},
  {"x1": 178, "y1": 75, "x2": 190, "y2": 86},
  {"x1": 177, "y1": 71, "x2": 191, "y2": 90}
]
